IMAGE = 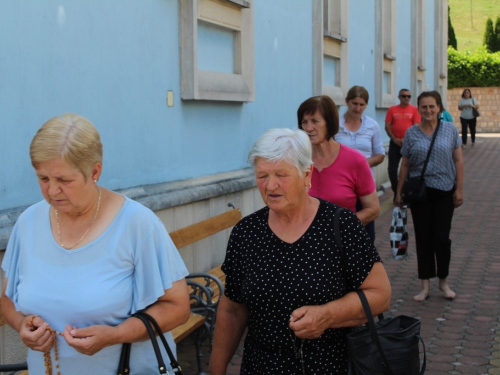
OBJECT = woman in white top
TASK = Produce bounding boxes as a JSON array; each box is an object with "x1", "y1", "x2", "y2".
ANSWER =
[
  {"x1": 335, "y1": 85, "x2": 385, "y2": 242},
  {"x1": 458, "y1": 88, "x2": 480, "y2": 147}
]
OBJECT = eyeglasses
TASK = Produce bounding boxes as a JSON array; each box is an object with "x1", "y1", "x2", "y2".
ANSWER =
[{"x1": 400, "y1": 95, "x2": 411, "y2": 99}]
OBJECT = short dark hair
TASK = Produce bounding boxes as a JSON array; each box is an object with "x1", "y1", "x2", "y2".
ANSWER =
[
  {"x1": 417, "y1": 91, "x2": 443, "y2": 113},
  {"x1": 398, "y1": 88, "x2": 411, "y2": 96},
  {"x1": 297, "y1": 95, "x2": 339, "y2": 140},
  {"x1": 461, "y1": 89, "x2": 472, "y2": 98}
]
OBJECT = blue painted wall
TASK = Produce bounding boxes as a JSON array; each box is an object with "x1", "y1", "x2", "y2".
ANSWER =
[
  {"x1": 345, "y1": 0, "x2": 378, "y2": 123},
  {"x1": 0, "y1": 0, "x2": 441, "y2": 211},
  {"x1": 396, "y1": 1, "x2": 414, "y2": 97}
]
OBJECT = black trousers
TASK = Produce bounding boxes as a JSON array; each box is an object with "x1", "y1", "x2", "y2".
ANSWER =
[
  {"x1": 409, "y1": 187, "x2": 455, "y2": 279},
  {"x1": 387, "y1": 140, "x2": 402, "y2": 194},
  {"x1": 460, "y1": 117, "x2": 477, "y2": 145}
]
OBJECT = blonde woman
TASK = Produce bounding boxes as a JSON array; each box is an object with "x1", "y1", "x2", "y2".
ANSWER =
[{"x1": 1, "y1": 114, "x2": 190, "y2": 374}]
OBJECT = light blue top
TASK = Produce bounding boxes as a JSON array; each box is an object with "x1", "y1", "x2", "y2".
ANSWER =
[
  {"x1": 401, "y1": 121, "x2": 461, "y2": 191},
  {"x1": 2, "y1": 196, "x2": 189, "y2": 375},
  {"x1": 336, "y1": 114, "x2": 386, "y2": 159},
  {"x1": 458, "y1": 98, "x2": 477, "y2": 120}
]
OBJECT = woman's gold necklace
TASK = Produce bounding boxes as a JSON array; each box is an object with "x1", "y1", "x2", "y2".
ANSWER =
[{"x1": 54, "y1": 187, "x2": 101, "y2": 249}]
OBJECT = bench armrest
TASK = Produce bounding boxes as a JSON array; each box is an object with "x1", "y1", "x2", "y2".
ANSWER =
[{"x1": 186, "y1": 272, "x2": 224, "y2": 312}]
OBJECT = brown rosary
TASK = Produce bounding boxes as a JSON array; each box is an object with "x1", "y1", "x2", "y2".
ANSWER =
[{"x1": 29, "y1": 315, "x2": 63, "y2": 375}]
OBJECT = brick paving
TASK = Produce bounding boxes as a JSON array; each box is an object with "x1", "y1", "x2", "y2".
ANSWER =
[{"x1": 176, "y1": 134, "x2": 500, "y2": 374}]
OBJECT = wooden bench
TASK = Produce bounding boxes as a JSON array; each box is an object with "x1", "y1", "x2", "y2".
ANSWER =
[
  {"x1": 171, "y1": 265, "x2": 225, "y2": 343},
  {"x1": 0, "y1": 299, "x2": 29, "y2": 374},
  {"x1": 0, "y1": 206, "x2": 241, "y2": 375},
  {"x1": 169, "y1": 206, "x2": 241, "y2": 374}
]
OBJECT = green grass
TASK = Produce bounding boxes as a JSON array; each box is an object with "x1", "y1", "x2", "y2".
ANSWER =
[{"x1": 449, "y1": 0, "x2": 500, "y2": 52}]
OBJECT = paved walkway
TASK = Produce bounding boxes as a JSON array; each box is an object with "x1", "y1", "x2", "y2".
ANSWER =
[{"x1": 177, "y1": 134, "x2": 500, "y2": 374}]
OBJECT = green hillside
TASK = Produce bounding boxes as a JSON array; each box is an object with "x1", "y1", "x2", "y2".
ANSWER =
[{"x1": 449, "y1": 0, "x2": 500, "y2": 51}]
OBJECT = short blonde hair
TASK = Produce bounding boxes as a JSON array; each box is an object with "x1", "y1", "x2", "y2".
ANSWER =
[{"x1": 30, "y1": 113, "x2": 103, "y2": 180}]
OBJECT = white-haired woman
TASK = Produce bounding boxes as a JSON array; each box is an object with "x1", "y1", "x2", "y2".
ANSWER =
[
  {"x1": 1, "y1": 113, "x2": 190, "y2": 374},
  {"x1": 209, "y1": 128, "x2": 391, "y2": 374}
]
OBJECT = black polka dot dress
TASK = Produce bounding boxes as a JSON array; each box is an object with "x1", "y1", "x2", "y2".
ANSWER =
[{"x1": 222, "y1": 199, "x2": 381, "y2": 374}]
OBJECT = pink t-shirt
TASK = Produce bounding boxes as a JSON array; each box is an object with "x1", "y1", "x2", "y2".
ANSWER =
[{"x1": 308, "y1": 144, "x2": 375, "y2": 212}]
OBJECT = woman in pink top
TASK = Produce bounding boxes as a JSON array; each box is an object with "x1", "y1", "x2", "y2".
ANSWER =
[{"x1": 297, "y1": 95, "x2": 380, "y2": 227}]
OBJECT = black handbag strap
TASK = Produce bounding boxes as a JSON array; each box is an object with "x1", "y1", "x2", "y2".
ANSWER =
[
  {"x1": 333, "y1": 207, "x2": 344, "y2": 251},
  {"x1": 117, "y1": 311, "x2": 183, "y2": 375},
  {"x1": 337, "y1": 208, "x2": 427, "y2": 375},
  {"x1": 419, "y1": 120, "x2": 441, "y2": 179},
  {"x1": 334, "y1": 207, "x2": 383, "y2": 320},
  {"x1": 355, "y1": 290, "x2": 395, "y2": 375},
  {"x1": 117, "y1": 338, "x2": 131, "y2": 375},
  {"x1": 136, "y1": 311, "x2": 182, "y2": 373}
]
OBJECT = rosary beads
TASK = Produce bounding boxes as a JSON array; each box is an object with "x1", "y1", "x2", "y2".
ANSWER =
[{"x1": 29, "y1": 315, "x2": 63, "y2": 375}]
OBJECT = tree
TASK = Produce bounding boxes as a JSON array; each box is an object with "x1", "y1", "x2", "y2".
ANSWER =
[
  {"x1": 484, "y1": 17, "x2": 495, "y2": 52},
  {"x1": 494, "y1": 16, "x2": 500, "y2": 53},
  {"x1": 448, "y1": 6, "x2": 457, "y2": 49}
]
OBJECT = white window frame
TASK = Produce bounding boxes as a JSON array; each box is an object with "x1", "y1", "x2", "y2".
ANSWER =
[
  {"x1": 434, "y1": 0, "x2": 448, "y2": 107},
  {"x1": 375, "y1": 0, "x2": 397, "y2": 108},
  {"x1": 179, "y1": 0, "x2": 255, "y2": 102},
  {"x1": 313, "y1": 0, "x2": 349, "y2": 103},
  {"x1": 411, "y1": 0, "x2": 426, "y2": 97}
]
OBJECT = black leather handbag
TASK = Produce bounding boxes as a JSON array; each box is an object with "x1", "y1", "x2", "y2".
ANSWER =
[
  {"x1": 472, "y1": 98, "x2": 480, "y2": 117},
  {"x1": 346, "y1": 290, "x2": 426, "y2": 375},
  {"x1": 333, "y1": 208, "x2": 426, "y2": 375},
  {"x1": 117, "y1": 311, "x2": 182, "y2": 375},
  {"x1": 402, "y1": 122, "x2": 441, "y2": 205}
]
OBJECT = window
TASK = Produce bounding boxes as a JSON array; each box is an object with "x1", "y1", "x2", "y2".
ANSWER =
[
  {"x1": 313, "y1": 0, "x2": 348, "y2": 103},
  {"x1": 179, "y1": 0, "x2": 255, "y2": 102},
  {"x1": 375, "y1": 0, "x2": 397, "y2": 108},
  {"x1": 411, "y1": 0, "x2": 426, "y2": 96}
]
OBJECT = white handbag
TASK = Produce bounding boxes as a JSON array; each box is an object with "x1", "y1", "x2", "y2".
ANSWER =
[{"x1": 390, "y1": 207, "x2": 409, "y2": 260}]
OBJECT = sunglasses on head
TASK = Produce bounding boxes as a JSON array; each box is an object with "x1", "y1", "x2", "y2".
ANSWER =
[{"x1": 400, "y1": 95, "x2": 411, "y2": 98}]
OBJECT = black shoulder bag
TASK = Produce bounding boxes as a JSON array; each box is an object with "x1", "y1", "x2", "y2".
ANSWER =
[
  {"x1": 471, "y1": 98, "x2": 480, "y2": 118},
  {"x1": 334, "y1": 207, "x2": 426, "y2": 375},
  {"x1": 401, "y1": 122, "x2": 441, "y2": 205},
  {"x1": 117, "y1": 311, "x2": 183, "y2": 375}
]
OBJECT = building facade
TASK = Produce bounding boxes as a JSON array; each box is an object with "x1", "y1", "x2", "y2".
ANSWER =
[{"x1": 0, "y1": 0, "x2": 448, "y2": 364}]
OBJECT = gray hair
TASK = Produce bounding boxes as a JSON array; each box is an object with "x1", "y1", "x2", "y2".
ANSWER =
[{"x1": 247, "y1": 128, "x2": 313, "y2": 176}]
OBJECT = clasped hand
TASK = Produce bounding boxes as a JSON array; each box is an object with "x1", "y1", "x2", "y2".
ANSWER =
[
  {"x1": 19, "y1": 315, "x2": 54, "y2": 352},
  {"x1": 20, "y1": 315, "x2": 116, "y2": 356},
  {"x1": 289, "y1": 305, "x2": 330, "y2": 339}
]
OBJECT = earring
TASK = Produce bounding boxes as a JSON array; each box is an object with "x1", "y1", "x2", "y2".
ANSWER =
[{"x1": 94, "y1": 179, "x2": 97, "y2": 183}]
